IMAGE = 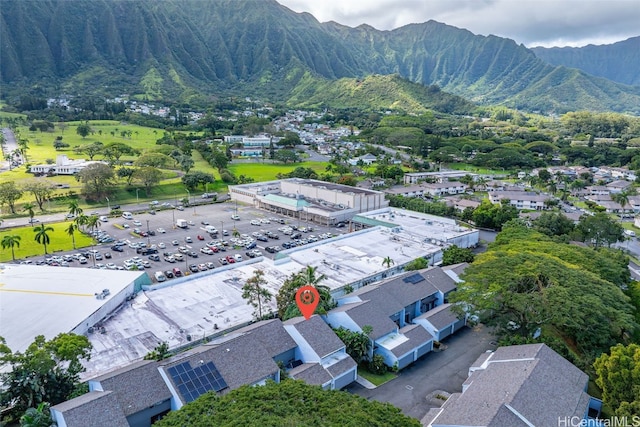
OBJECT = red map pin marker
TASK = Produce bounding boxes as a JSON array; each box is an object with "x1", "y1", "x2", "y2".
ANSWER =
[{"x1": 295, "y1": 285, "x2": 320, "y2": 320}]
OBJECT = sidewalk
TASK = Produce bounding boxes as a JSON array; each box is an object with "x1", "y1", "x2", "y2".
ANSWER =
[{"x1": 355, "y1": 375, "x2": 377, "y2": 390}]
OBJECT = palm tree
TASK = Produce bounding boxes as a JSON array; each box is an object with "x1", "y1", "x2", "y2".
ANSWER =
[
  {"x1": 33, "y1": 224, "x2": 54, "y2": 255},
  {"x1": 86, "y1": 215, "x2": 100, "y2": 234},
  {"x1": 300, "y1": 265, "x2": 326, "y2": 287},
  {"x1": 242, "y1": 270, "x2": 272, "y2": 319},
  {"x1": 22, "y1": 202, "x2": 35, "y2": 223},
  {"x1": 232, "y1": 228, "x2": 240, "y2": 238},
  {"x1": 612, "y1": 189, "x2": 636, "y2": 217},
  {"x1": 68, "y1": 200, "x2": 83, "y2": 218},
  {"x1": 75, "y1": 214, "x2": 88, "y2": 232},
  {"x1": 1, "y1": 234, "x2": 21, "y2": 261},
  {"x1": 382, "y1": 256, "x2": 395, "y2": 269},
  {"x1": 66, "y1": 222, "x2": 78, "y2": 249}
]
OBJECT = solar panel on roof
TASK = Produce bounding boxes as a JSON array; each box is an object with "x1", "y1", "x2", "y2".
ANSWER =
[
  {"x1": 168, "y1": 361, "x2": 228, "y2": 402},
  {"x1": 403, "y1": 273, "x2": 424, "y2": 284}
]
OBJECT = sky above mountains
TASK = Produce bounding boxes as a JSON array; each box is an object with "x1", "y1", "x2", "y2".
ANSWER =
[{"x1": 279, "y1": 0, "x2": 640, "y2": 47}]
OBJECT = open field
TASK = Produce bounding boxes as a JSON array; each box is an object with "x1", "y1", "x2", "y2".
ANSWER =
[
  {"x1": 13, "y1": 120, "x2": 186, "y2": 165},
  {"x1": 0, "y1": 221, "x2": 94, "y2": 262},
  {"x1": 443, "y1": 163, "x2": 515, "y2": 176},
  {"x1": 227, "y1": 161, "x2": 328, "y2": 181}
]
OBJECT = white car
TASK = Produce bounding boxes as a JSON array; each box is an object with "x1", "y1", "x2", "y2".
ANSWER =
[
  {"x1": 157, "y1": 242, "x2": 166, "y2": 249},
  {"x1": 260, "y1": 218, "x2": 270, "y2": 224},
  {"x1": 200, "y1": 247, "x2": 214, "y2": 255},
  {"x1": 133, "y1": 220, "x2": 142, "y2": 226},
  {"x1": 250, "y1": 220, "x2": 261, "y2": 226},
  {"x1": 231, "y1": 214, "x2": 240, "y2": 220},
  {"x1": 106, "y1": 263, "x2": 117, "y2": 270},
  {"x1": 157, "y1": 227, "x2": 166, "y2": 234},
  {"x1": 234, "y1": 254, "x2": 243, "y2": 262}
]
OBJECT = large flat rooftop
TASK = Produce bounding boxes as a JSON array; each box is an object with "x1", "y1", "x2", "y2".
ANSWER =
[
  {"x1": 81, "y1": 223, "x2": 454, "y2": 378},
  {"x1": 0, "y1": 265, "x2": 143, "y2": 355}
]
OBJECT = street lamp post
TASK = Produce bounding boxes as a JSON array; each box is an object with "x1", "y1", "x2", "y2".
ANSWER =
[
  {"x1": 146, "y1": 219, "x2": 151, "y2": 246},
  {"x1": 106, "y1": 197, "x2": 110, "y2": 210},
  {"x1": 221, "y1": 220, "x2": 224, "y2": 236},
  {"x1": 136, "y1": 189, "x2": 139, "y2": 206}
]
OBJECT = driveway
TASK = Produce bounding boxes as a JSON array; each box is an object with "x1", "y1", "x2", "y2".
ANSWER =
[{"x1": 348, "y1": 324, "x2": 497, "y2": 421}]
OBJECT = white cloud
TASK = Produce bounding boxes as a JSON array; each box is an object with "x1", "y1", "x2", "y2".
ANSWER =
[{"x1": 278, "y1": 0, "x2": 640, "y2": 47}]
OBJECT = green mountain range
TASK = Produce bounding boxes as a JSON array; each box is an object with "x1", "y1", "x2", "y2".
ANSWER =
[
  {"x1": 1, "y1": 0, "x2": 639, "y2": 114},
  {"x1": 532, "y1": 37, "x2": 640, "y2": 87}
]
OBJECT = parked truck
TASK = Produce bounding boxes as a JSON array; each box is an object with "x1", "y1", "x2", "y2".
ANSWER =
[{"x1": 176, "y1": 219, "x2": 188, "y2": 229}]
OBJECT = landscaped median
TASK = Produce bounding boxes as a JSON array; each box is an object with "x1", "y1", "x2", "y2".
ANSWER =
[{"x1": 0, "y1": 221, "x2": 94, "y2": 262}]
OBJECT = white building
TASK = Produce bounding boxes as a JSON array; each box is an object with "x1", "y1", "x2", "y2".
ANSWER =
[
  {"x1": 230, "y1": 179, "x2": 388, "y2": 226},
  {"x1": 404, "y1": 171, "x2": 478, "y2": 185},
  {"x1": 30, "y1": 155, "x2": 105, "y2": 175},
  {"x1": 488, "y1": 191, "x2": 549, "y2": 211}
]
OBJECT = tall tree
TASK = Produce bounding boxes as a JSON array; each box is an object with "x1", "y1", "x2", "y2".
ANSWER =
[
  {"x1": 0, "y1": 181, "x2": 23, "y2": 214},
  {"x1": 441, "y1": 245, "x2": 475, "y2": 266},
  {"x1": 75, "y1": 122, "x2": 91, "y2": 138},
  {"x1": 33, "y1": 224, "x2": 54, "y2": 255},
  {"x1": 23, "y1": 181, "x2": 54, "y2": 211},
  {"x1": 1, "y1": 234, "x2": 21, "y2": 260},
  {"x1": 22, "y1": 202, "x2": 35, "y2": 223},
  {"x1": 242, "y1": 270, "x2": 272, "y2": 319},
  {"x1": 65, "y1": 222, "x2": 78, "y2": 250},
  {"x1": 594, "y1": 343, "x2": 640, "y2": 417},
  {"x1": 67, "y1": 200, "x2": 83, "y2": 218},
  {"x1": 275, "y1": 266, "x2": 335, "y2": 320},
  {"x1": 77, "y1": 163, "x2": 115, "y2": 201},
  {"x1": 133, "y1": 167, "x2": 162, "y2": 196},
  {"x1": 576, "y1": 212, "x2": 624, "y2": 248}
]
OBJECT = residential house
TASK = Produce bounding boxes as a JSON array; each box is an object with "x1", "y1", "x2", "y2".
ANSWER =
[
  {"x1": 384, "y1": 185, "x2": 426, "y2": 198},
  {"x1": 488, "y1": 191, "x2": 549, "y2": 211},
  {"x1": 426, "y1": 343, "x2": 602, "y2": 427},
  {"x1": 422, "y1": 182, "x2": 468, "y2": 197},
  {"x1": 445, "y1": 197, "x2": 481, "y2": 212},
  {"x1": 606, "y1": 179, "x2": 633, "y2": 194},
  {"x1": 404, "y1": 171, "x2": 478, "y2": 185},
  {"x1": 348, "y1": 153, "x2": 377, "y2": 166},
  {"x1": 283, "y1": 315, "x2": 357, "y2": 390},
  {"x1": 51, "y1": 318, "x2": 357, "y2": 426},
  {"x1": 324, "y1": 267, "x2": 465, "y2": 370}
]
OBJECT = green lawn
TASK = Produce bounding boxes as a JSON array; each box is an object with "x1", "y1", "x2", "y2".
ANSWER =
[
  {"x1": 443, "y1": 163, "x2": 514, "y2": 176},
  {"x1": 0, "y1": 222, "x2": 94, "y2": 262},
  {"x1": 358, "y1": 368, "x2": 397, "y2": 386},
  {"x1": 228, "y1": 161, "x2": 329, "y2": 182}
]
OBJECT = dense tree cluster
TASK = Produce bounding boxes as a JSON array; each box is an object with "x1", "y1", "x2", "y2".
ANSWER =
[
  {"x1": 155, "y1": 380, "x2": 420, "y2": 427},
  {"x1": 0, "y1": 334, "x2": 92, "y2": 422},
  {"x1": 594, "y1": 344, "x2": 640, "y2": 417},
  {"x1": 451, "y1": 223, "x2": 636, "y2": 369}
]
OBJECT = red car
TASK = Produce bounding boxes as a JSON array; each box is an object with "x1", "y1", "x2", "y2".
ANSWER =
[
  {"x1": 226, "y1": 255, "x2": 236, "y2": 264},
  {"x1": 197, "y1": 235, "x2": 205, "y2": 241}
]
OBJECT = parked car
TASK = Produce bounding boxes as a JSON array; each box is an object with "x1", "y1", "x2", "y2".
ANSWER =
[
  {"x1": 189, "y1": 264, "x2": 199, "y2": 273},
  {"x1": 219, "y1": 257, "x2": 228, "y2": 265},
  {"x1": 148, "y1": 254, "x2": 161, "y2": 261},
  {"x1": 172, "y1": 267, "x2": 183, "y2": 277},
  {"x1": 185, "y1": 236, "x2": 193, "y2": 243},
  {"x1": 164, "y1": 270, "x2": 174, "y2": 279}
]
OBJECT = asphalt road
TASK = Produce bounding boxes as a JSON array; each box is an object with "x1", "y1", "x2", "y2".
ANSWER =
[
  {"x1": 1, "y1": 127, "x2": 20, "y2": 172},
  {"x1": 348, "y1": 324, "x2": 497, "y2": 421}
]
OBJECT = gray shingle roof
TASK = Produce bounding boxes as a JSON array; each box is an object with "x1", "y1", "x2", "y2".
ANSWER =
[
  {"x1": 390, "y1": 324, "x2": 434, "y2": 357},
  {"x1": 160, "y1": 333, "x2": 279, "y2": 403},
  {"x1": 431, "y1": 344, "x2": 591, "y2": 427},
  {"x1": 284, "y1": 315, "x2": 345, "y2": 358},
  {"x1": 339, "y1": 300, "x2": 398, "y2": 340},
  {"x1": 289, "y1": 362, "x2": 332, "y2": 386},
  {"x1": 421, "y1": 267, "x2": 458, "y2": 294},
  {"x1": 91, "y1": 359, "x2": 171, "y2": 416},
  {"x1": 234, "y1": 318, "x2": 297, "y2": 358},
  {"x1": 377, "y1": 272, "x2": 440, "y2": 308},
  {"x1": 51, "y1": 391, "x2": 129, "y2": 427},
  {"x1": 418, "y1": 303, "x2": 460, "y2": 330},
  {"x1": 325, "y1": 356, "x2": 357, "y2": 378}
]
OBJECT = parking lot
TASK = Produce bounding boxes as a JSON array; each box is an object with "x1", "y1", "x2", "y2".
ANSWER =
[{"x1": 30, "y1": 200, "x2": 345, "y2": 282}]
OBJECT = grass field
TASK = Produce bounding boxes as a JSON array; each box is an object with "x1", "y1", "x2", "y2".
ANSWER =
[
  {"x1": 0, "y1": 221, "x2": 94, "y2": 262},
  {"x1": 14, "y1": 120, "x2": 183, "y2": 165},
  {"x1": 228, "y1": 161, "x2": 328, "y2": 182},
  {"x1": 443, "y1": 163, "x2": 514, "y2": 176}
]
